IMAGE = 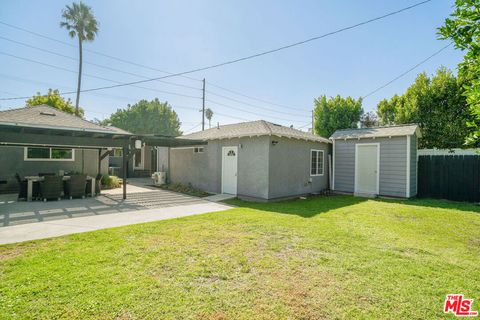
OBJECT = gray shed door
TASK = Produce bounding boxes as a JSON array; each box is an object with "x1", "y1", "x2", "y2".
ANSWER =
[{"x1": 355, "y1": 144, "x2": 379, "y2": 195}]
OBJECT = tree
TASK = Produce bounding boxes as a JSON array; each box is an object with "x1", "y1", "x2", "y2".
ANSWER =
[
  {"x1": 438, "y1": 0, "x2": 480, "y2": 145},
  {"x1": 26, "y1": 89, "x2": 84, "y2": 116},
  {"x1": 313, "y1": 95, "x2": 363, "y2": 138},
  {"x1": 103, "y1": 99, "x2": 182, "y2": 136},
  {"x1": 360, "y1": 111, "x2": 378, "y2": 128},
  {"x1": 60, "y1": 1, "x2": 98, "y2": 117},
  {"x1": 377, "y1": 96, "x2": 399, "y2": 125},
  {"x1": 376, "y1": 67, "x2": 472, "y2": 149},
  {"x1": 205, "y1": 108, "x2": 213, "y2": 128}
]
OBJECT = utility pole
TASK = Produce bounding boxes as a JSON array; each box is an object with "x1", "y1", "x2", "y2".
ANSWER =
[
  {"x1": 202, "y1": 78, "x2": 206, "y2": 131},
  {"x1": 311, "y1": 110, "x2": 314, "y2": 133}
]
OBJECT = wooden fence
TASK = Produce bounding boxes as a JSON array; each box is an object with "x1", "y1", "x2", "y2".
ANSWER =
[{"x1": 417, "y1": 155, "x2": 480, "y2": 202}]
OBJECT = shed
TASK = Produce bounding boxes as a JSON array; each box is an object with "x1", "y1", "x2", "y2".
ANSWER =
[{"x1": 330, "y1": 124, "x2": 420, "y2": 198}]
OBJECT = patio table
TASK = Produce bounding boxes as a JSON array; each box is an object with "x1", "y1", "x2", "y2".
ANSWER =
[{"x1": 24, "y1": 175, "x2": 95, "y2": 202}]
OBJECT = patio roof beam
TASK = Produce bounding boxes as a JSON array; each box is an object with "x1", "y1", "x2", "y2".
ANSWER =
[{"x1": 0, "y1": 131, "x2": 128, "y2": 148}]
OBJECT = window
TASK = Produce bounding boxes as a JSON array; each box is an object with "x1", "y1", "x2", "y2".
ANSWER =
[
  {"x1": 25, "y1": 147, "x2": 74, "y2": 161},
  {"x1": 51, "y1": 148, "x2": 73, "y2": 159},
  {"x1": 113, "y1": 149, "x2": 123, "y2": 157},
  {"x1": 311, "y1": 149, "x2": 324, "y2": 176},
  {"x1": 227, "y1": 150, "x2": 236, "y2": 156},
  {"x1": 194, "y1": 147, "x2": 204, "y2": 153}
]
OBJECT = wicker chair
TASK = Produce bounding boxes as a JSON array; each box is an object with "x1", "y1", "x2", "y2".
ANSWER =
[
  {"x1": 15, "y1": 173, "x2": 27, "y2": 200},
  {"x1": 39, "y1": 175, "x2": 63, "y2": 201},
  {"x1": 64, "y1": 175, "x2": 87, "y2": 199}
]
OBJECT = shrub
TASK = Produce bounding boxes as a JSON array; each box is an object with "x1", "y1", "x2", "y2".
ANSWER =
[
  {"x1": 101, "y1": 175, "x2": 121, "y2": 189},
  {"x1": 160, "y1": 182, "x2": 210, "y2": 197}
]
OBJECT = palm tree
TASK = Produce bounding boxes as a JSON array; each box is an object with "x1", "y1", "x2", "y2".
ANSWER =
[
  {"x1": 205, "y1": 108, "x2": 214, "y2": 128},
  {"x1": 60, "y1": 2, "x2": 98, "y2": 117}
]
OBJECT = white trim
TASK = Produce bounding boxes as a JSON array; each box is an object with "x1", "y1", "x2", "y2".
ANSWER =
[
  {"x1": 221, "y1": 146, "x2": 238, "y2": 195},
  {"x1": 417, "y1": 148, "x2": 480, "y2": 156},
  {"x1": 331, "y1": 133, "x2": 414, "y2": 141},
  {"x1": 170, "y1": 146, "x2": 205, "y2": 150},
  {"x1": 23, "y1": 147, "x2": 75, "y2": 162},
  {"x1": 182, "y1": 134, "x2": 331, "y2": 144},
  {"x1": 310, "y1": 149, "x2": 324, "y2": 176},
  {"x1": 332, "y1": 139, "x2": 335, "y2": 190},
  {"x1": 406, "y1": 135, "x2": 411, "y2": 198},
  {"x1": 354, "y1": 143, "x2": 380, "y2": 195}
]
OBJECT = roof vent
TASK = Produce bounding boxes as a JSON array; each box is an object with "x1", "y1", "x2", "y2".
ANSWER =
[{"x1": 40, "y1": 111, "x2": 56, "y2": 116}]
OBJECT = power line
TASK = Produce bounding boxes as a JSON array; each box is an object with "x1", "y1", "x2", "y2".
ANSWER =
[
  {"x1": 207, "y1": 81, "x2": 310, "y2": 112},
  {"x1": 183, "y1": 122, "x2": 203, "y2": 134},
  {"x1": 0, "y1": 0, "x2": 432, "y2": 99},
  {"x1": 0, "y1": 20, "x2": 201, "y2": 83},
  {"x1": 0, "y1": 35, "x2": 202, "y2": 92},
  {"x1": 206, "y1": 90, "x2": 310, "y2": 118},
  {"x1": 0, "y1": 51, "x2": 202, "y2": 100},
  {"x1": 0, "y1": 34, "x2": 314, "y2": 119},
  {"x1": 363, "y1": 42, "x2": 452, "y2": 99},
  {"x1": 0, "y1": 52, "x2": 306, "y2": 123},
  {"x1": 206, "y1": 98, "x2": 307, "y2": 123},
  {"x1": 0, "y1": 27, "x2": 312, "y2": 116}
]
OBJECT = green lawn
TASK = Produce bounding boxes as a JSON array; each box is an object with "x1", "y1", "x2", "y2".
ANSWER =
[{"x1": 0, "y1": 196, "x2": 479, "y2": 319}]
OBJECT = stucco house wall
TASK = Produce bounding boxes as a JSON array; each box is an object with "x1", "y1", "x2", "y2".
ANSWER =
[
  {"x1": 268, "y1": 137, "x2": 330, "y2": 199},
  {"x1": 169, "y1": 136, "x2": 330, "y2": 200},
  {"x1": 333, "y1": 135, "x2": 417, "y2": 198},
  {"x1": 169, "y1": 137, "x2": 270, "y2": 199}
]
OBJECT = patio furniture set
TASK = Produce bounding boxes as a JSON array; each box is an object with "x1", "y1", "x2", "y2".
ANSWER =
[{"x1": 15, "y1": 173, "x2": 102, "y2": 202}]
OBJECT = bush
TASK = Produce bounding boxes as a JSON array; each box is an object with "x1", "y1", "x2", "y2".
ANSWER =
[
  {"x1": 101, "y1": 175, "x2": 121, "y2": 189},
  {"x1": 160, "y1": 182, "x2": 210, "y2": 197}
]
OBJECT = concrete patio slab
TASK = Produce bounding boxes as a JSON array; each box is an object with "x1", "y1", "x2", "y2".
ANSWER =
[
  {"x1": 0, "y1": 201, "x2": 232, "y2": 245},
  {"x1": 204, "y1": 193, "x2": 236, "y2": 202}
]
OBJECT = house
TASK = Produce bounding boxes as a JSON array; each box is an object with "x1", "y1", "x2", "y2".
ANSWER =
[
  {"x1": 108, "y1": 143, "x2": 163, "y2": 178},
  {"x1": 0, "y1": 105, "x2": 127, "y2": 193},
  {"x1": 330, "y1": 124, "x2": 420, "y2": 198},
  {"x1": 167, "y1": 120, "x2": 332, "y2": 201}
]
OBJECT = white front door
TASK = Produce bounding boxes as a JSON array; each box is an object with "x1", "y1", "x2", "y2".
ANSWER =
[
  {"x1": 222, "y1": 146, "x2": 238, "y2": 195},
  {"x1": 355, "y1": 144, "x2": 379, "y2": 195}
]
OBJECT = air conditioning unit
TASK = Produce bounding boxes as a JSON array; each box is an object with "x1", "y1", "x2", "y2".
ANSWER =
[{"x1": 151, "y1": 172, "x2": 166, "y2": 186}]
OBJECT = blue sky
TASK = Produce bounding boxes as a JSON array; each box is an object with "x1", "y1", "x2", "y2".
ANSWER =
[{"x1": 0, "y1": 0, "x2": 462, "y2": 133}]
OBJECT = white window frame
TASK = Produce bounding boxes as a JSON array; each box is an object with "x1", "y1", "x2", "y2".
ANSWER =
[
  {"x1": 194, "y1": 147, "x2": 204, "y2": 153},
  {"x1": 24, "y1": 147, "x2": 75, "y2": 161},
  {"x1": 310, "y1": 149, "x2": 324, "y2": 176}
]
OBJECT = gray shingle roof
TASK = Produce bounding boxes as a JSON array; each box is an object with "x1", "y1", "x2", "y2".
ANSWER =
[
  {"x1": 0, "y1": 105, "x2": 130, "y2": 134},
  {"x1": 330, "y1": 124, "x2": 419, "y2": 139},
  {"x1": 182, "y1": 120, "x2": 331, "y2": 143}
]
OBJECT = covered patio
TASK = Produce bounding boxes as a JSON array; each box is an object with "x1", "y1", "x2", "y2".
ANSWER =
[
  {"x1": 0, "y1": 178, "x2": 210, "y2": 227},
  {"x1": 0, "y1": 114, "x2": 206, "y2": 201}
]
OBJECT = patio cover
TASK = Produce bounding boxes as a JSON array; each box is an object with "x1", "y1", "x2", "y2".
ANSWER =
[{"x1": 0, "y1": 122, "x2": 206, "y2": 199}]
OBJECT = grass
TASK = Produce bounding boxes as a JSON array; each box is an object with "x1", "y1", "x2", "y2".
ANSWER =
[{"x1": 0, "y1": 195, "x2": 479, "y2": 319}]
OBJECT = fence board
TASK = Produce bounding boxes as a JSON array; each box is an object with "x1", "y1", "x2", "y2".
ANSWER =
[{"x1": 417, "y1": 155, "x2": 480, "y2": 202}]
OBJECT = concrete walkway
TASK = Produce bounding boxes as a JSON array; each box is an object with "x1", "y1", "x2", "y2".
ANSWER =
[
  {"x1": 0, "y1": 201, "x2": 232, "y2": 245},
  {"x1": 204, "y1": 193, "x2": 236, "y2": 202}
]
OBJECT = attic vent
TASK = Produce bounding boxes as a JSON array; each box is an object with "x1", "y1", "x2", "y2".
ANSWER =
[{"x1": 40, "y1": 111, "x2": 56, "y2": 116}]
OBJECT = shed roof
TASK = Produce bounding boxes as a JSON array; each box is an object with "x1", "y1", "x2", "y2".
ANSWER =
[
  {"x1": 0, "y1": 105, "x2": 130, "y2": 135},
  {"x1": 330, "y1": 124, "x2": 420, "y2": 140},
  {"x1": 182, "y1": 120, "x2": 331, "y2": 143}
]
